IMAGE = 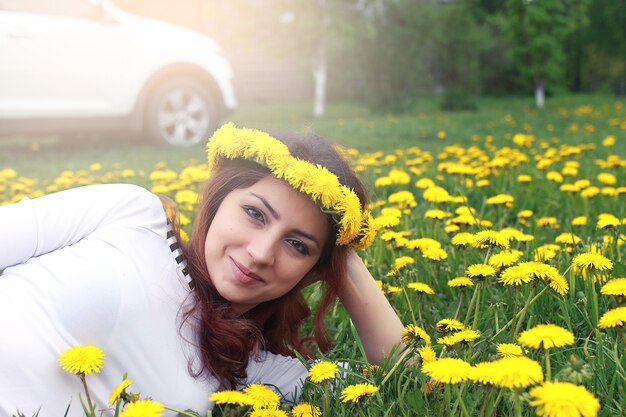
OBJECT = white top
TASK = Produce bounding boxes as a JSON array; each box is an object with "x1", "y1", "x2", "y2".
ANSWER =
[{"x1": 0, "y1": 184, "x2": 308, "y2": 417}]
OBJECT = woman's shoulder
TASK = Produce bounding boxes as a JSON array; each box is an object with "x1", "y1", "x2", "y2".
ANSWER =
[{"x1": 56, "y1": 184, "x2": 168, "y2": 230}]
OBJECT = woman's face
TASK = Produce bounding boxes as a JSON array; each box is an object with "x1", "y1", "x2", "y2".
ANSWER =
[{"x1": 204, "y1": 175, "x2": 329, "y2": 314}]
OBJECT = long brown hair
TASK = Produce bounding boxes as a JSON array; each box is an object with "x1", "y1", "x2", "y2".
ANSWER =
[{"x1": 179, "y1": 132, "x2": 367, "y2": 389}]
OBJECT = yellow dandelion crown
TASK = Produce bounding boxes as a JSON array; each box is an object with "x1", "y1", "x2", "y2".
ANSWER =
[{"x1": 206, "y1": 123, "x2": 377, "y2": 249}]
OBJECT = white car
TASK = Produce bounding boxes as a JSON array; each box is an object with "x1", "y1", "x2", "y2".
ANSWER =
[{"x1": 0, "y1": 0, "x2": 237, "y2": 146}]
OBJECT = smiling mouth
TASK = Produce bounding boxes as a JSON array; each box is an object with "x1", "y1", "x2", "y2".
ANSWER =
[{"x1": 230, "y1": 257, "x2": 265, "y2": 283}]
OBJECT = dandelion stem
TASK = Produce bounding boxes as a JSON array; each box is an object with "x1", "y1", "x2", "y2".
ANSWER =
[
  {"x1": 464, "y1": 281, "x2": 481, "y2": 327},
  {"x1": 323, "y1": 382, "x2": 331, "y2": 416},
  {"x1": 485, "y1": 389, "x2": 503, "y2": 417},
  {"x1": 444, "y1": 384, "x2": 452, "y2": 417},
  {"x1": 454, "y1": 292, "x2": 463, "y2": 320},
  {"x1": 513, "y1": 284, "x2": 550, "y2": 338},
  {"x1": 472, "y1": 281, "x2": 482, "y2": 330},
  {"x1": 455, "y1": 385, "x2": 470, "y2": 417},
  {"x1": 478, "y1": 387, "x2": 493, "y2": 417},
  {"x1": 79, "y1": 374, "x2": 95, "y2": 415},
  {"x1": 401, "y1": 282, "x2": 418, "y2": 327},
  {"x1": 380, "y1": 347, "x2": 413, "y2": 387},
  {"x1": 164, "y1": 406, "x2": 202, "y2": 417},
  {"x1": 545, "y1": 349, "x2": 552, "y2": 380},
  {"x1": 513, "y1": 389, "x2": 522, "y2": 417}
]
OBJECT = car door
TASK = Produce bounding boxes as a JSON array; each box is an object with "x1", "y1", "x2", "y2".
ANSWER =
[{"x1": 0, "y1": 0, "x2": 135, "y2": 119}]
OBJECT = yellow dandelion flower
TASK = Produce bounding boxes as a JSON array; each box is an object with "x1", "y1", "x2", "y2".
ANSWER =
[
  {"x1": 109, "y1": 378, "x2": 133, "y2": 405},
  {"x1": 243, "y1": 384, "x2": 280, "y2": 409},
  {"x1": 472, "y1": 230, "x2": 510, "y2": 249},
  {"x1": 402, "y1": 324, "x2": 431, "y2": 345},
  {"x1": 602, "y1": 135, "x2": 616, "y2": 146},
  {"x1": 469, "y1": 361, "x2": 499, "y2": 385},
  {"x1": 517, "y1": 174, "x2": 532, "y2": 183},
  {"x1": 308, "y1": 361, "x2": 339, "y2": 383},
  {"x1": 250, "y1": 409, "x2": 288, "y2": 417},
  {"x1": 597, "y1": 213, "x2": 621, "y2": 229},
  {"x1": 407, "y1": 282, "x2": 435, "y2": 294},
  {"x1": 302, "y1": 166, "x2": 343, "y2": 207},
  {"x1": 572, "y1": 252, "x2": 613, "y2": 272},
  {"x1": 518, "y1": 210, "x2": 534, "y2": 219},
  {"x1": 374, "y1": 215, "x2": 400, "y2": 229},
  {"x1": 119, "y1": 400, "x2": 164, "y2": 417},
  {"x1": 391, "y1": 256, "x2": 414, "y2": 271},
  {"x1": 598, "y1": 307, "x2": 626, "y2": 329},
  {"x1": 209, "y1": 390, "x2": 254, "y2": 407},
  {"x1": 451, "y1": 214, "x2": 480, "y2": 226},
  {"x1": 448, "y1": 276, "x2": 474, "y2": 288},
  {"x1": 291, "y1": 403, "x2": 321, "y2": 417},
  {"x1": 518, "y1": 324, "x2": 575, "y2": 350},
  {"x1": 486, "y1": 194, "x2": 515, "y2": 206},
  {"x1": 546, "y1": 273, "x2": 569, "y2": 295},
  {"x1": 58, "y1": 345, "x2": 105, "y2": 376},
  {"x1": 425, "y1": 209, "x2": 450, "y2": 220},
  {"x1": 384, "y1": 284, "x2": 402, "y2": 295},
  {"x1": 530, "y1": 381, "x2": 600, "y2": 417},
  {"x1": 422, "y1": 358, "x2": 472, "y2": 384},
  {"x1": 491, "y1": 356, "x2": 544, "y2": 389},
  {"x1": 437, "y1": 329, "x2": 480, "y2": 346},
  {"x1": 555, "y1": 233, "x2": 582, "y2": 245},
  {"x1": 581, "y1": 186, "x2": 600, "y2": 199},
  {"x1": 417, "y1": 345, "x2": 437, "y2": 364},
  {"x1": 600, "y1": 278, "x2": 626, "y2": 296},
  {"x1": 571, "y1": 216, "x2": 587, "y2": 226},
  {"x1": 451, "y1": 232, "x2": 476, "y2": 246},
  {"x1": 340, "y1": 383, "x2": 379, "y2": 403},
  {"x1": 488, "y1": 250, "x2": 523, "y2": 268},
  {"x1": 408, "y1": 237, "x2": 442, "y2": 251},
  {"x1": 444, "y1": 224, "x2": 460, "y2": 234},
  {"x1": 499, "y1": 263, "x2": 535, "y2": 286},
  {"x1": 415, "y1": 178, "x2": 436, "y2": 188},
  {"x1": 436, "y1": 318, "x2": 465, "y2": 334},
  {"x1": 381, "y1": 207, "x2": 402, "y2": 218},
  {"x1": 597, "y1": 172, "x2": 617, "y2": 185},
  {"x1": 388, "y1": 190, "x2": 417, "y2": 207},
  {"x1": 361, "y1": 364, "x2": 383, "y2": 378},
  {"x1": 422, "y1": 247, "x2": 448, "y2": 261},
  {"x1": 422, "y1": 186, "x2": 452, "y2": 203},
  {"x1": 546, "y1": 171, "x2": 563, "y2": 183},
  {"x1": 497, "y1": 343, "x2": 523, "y2": 358},
  {"x1": 467, "y1": 263, "x2": 497, "y2": 279},
  {"x1": 536, "y1": 217, "x2": 559, "y2": 227}
]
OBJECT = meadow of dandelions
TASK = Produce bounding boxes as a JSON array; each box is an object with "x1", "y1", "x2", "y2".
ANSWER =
[{"x1": 3, "y1": 100, "x2": 626, "y2": 416}]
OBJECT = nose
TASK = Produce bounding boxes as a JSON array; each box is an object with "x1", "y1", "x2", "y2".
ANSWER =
[{"x1": 247, "y1": 231, "x2": 277, "y2": 266}]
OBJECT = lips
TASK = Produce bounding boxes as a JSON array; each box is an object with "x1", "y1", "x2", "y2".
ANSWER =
[{"x1": 230, "y1": 257, "x2": 264, "y2": 284}]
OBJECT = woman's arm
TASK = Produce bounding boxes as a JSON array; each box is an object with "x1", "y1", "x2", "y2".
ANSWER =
[
  {"x1": 338, "y1": 250, "x2": 405, "y2": 364},
  {"x1": 0, "y1": 184, "x2": 164, "y2": 270}
]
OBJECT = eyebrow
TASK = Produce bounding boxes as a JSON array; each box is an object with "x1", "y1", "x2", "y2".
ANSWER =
[{"x1": 250, "y1": 192, "x2": 321, "y2": 249}]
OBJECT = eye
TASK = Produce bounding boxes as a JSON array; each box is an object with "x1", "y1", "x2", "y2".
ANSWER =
[
  {"x1": 243, "y1": 206, "x2": 265, "y2": 224},
  {"x1": 286, "y1": 238, "x2": 310, "y2": 256}
]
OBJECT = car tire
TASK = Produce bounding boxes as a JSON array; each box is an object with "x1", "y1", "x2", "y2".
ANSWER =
[{"x1": 145, "y1": 77, "x2": 218, "y2": 147}]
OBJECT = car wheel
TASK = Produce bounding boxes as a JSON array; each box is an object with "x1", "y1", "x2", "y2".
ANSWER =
[{"x1": 145, "y1": 77, "x2": 217, "y2": 147}]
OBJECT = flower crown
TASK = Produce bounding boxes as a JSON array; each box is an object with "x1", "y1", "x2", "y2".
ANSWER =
[{"x1": 206, "y1": 123, "x2": 377, "y2": 249}]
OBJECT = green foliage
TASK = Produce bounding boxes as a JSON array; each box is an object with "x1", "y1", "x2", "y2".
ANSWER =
[
  {"x1": 357, "y1": 0, "x2": 488, "y2": 112},
  {"x1": 482, "y1": 0, "x2": 590, "y2": 94}
]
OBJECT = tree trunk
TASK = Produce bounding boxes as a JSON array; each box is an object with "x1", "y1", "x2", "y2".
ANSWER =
[
  {"x1": 313, "y1": 35, "x2": 327, "y2": 118},
  {"x1": 312, "y1": 0, "x2": 327, "y2": 118},
  {"x1": 535, "y1": 79, "x2": 545, "y2": 109}
]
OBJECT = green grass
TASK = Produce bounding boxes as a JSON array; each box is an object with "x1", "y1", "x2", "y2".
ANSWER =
[
  {"x1": 2, "y1": 93, "x2": 626, "y2": 416},
  {"x1": 2, "y1": 94, "x2": 623, "y2": 179}
]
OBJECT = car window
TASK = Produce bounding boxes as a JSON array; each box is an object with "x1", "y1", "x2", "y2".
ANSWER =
[{"x1": 0, "y1": 0, "x2": 99, "y2": 19}]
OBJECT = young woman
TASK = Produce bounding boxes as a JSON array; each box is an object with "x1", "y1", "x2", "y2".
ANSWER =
[{"x1": 0, "y1": 123, "x2": 403, "y2": 416}]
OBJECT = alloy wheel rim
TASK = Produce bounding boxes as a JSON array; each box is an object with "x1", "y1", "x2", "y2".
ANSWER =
[{"x1": 157, "y1": 88, "x2": 210, "y2": 146}]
